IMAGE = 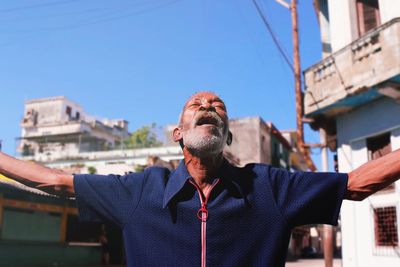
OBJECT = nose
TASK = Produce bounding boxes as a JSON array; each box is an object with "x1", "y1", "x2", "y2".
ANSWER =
[{"x1": 199, "y1": 100, "x2": 215, "y2": 112}]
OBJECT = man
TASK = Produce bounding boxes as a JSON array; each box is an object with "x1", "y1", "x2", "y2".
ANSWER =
[{"x1": 0, "y1": 91, "x2": 399, "y2": 267}]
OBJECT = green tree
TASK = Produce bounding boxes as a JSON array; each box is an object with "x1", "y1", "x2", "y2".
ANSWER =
[
  {"x1": 87, "y1": 166, "x2": 97, "y2": 174},
  {"x1": 124, "y1": 123, "x2": 163, "y2": 149}
]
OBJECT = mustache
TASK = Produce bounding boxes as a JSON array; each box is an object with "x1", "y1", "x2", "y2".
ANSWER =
[{"x1": 193, "y1": 111, "x2": 224, "y2": 127}]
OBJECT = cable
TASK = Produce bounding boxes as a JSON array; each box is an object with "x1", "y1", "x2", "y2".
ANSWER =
[
  {"x1": 0, "y1": 7, "x2": 108, "y2": 23},
  {"x1": 0, "y1": 0, "x2": 80, "y2": 13},
  {"x1": 251, "y1": 0, "x2": 294, "y2": 73},
  {"x1": 0, "y1": 0, "x2": 182, "y2": 34}
]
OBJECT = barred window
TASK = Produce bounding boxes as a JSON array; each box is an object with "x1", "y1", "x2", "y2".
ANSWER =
[{"x1": 374, "y1": 206, "x2": 398, "y2": 247}]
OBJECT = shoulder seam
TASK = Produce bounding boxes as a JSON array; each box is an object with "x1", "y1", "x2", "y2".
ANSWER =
[
  {"x1": 263, "y1": 166, "x2": 291, "y2": 229},
  {"x1": 121, "y1": 172, "x2": 147, "y2": 230}
]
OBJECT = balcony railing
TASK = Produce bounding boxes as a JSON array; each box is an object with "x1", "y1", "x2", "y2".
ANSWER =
[{"x1": 304, "y1": 18, "x2": 400, "y2": 117}]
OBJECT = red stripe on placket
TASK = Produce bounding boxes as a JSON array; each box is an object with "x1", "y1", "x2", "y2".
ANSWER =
[{"x1": 189, "y1": 179, "x2": 220, "y2": 267}]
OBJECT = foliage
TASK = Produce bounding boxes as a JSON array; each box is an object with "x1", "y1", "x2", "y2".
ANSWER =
[
  {"x1": 87, "y1": 166, "x2": 97, "y2": 174},
  {"x1": 134, "y1": 165, "x2": 145, "y2": 173},
  {"x1": 71, "y1": 163, "x2": 85, "y2": 168},
  {"x1": 124, "y1": 123, "x2": 163, "y2": 149}
]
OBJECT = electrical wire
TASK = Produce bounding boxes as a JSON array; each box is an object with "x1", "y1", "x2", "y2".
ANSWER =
[
  {"x1": 0, "y1": 0, "x2": 80, "y2": 13},
  {"x1": 251, "y1": 0, "x2": 294, "y2": 73},
  {"x1": 0, "y1": 0, "x2": 182, "y2": 34},
  {"x1": 0, "y1": 7, "x2": 108, "y2": 23}
]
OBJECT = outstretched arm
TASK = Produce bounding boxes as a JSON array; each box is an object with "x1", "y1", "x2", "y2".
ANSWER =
[
  {"x1": 346, "y1": 148, "x2": 400, "y2": 201},
  {"x1": 0, "y1": 152, "x2": 74, "y2": 196}
]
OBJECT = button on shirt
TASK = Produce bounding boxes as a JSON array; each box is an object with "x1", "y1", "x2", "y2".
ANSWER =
[{"x1": 74, "y1": 160, "x2": 348, "y2": 267}]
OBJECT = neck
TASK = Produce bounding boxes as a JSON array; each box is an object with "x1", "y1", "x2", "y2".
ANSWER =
[{"x1": 183, "y1": 147, "x2": 223, "y2": 192}]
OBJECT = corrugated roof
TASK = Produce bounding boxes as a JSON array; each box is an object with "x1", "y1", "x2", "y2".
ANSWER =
[{"x1": 0, "y1": 174, "x2": 52, "y2": 196}]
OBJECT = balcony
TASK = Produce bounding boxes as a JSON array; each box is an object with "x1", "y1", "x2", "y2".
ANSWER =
[{"x1": 304, "y1": 18, "x2": 400, "y2": 118}]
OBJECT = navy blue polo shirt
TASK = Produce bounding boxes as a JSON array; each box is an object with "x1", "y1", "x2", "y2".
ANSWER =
[{"x1": 74, "y1": 160, "x2": 348, "y2": 267}]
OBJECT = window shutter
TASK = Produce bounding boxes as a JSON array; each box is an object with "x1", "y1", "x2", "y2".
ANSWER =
[{"x1": 356, "y1": 0, "x2": 381, "y2": 35}]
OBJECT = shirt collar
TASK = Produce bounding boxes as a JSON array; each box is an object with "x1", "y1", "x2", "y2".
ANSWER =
[{"x1": 162, "y1": 159, "x2": 246, "y2": 209}]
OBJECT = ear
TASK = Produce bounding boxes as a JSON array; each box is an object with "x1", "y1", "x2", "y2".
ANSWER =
[
  {"x1": 173, "y1": 127, "x2": 183, "y2": 142},
  {"x1": 226, "y1": 131, "x2": 233, "y2": 146}
]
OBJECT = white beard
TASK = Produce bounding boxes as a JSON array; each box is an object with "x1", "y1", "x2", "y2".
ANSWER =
[{"x1": 183, "y1": 127, "x2": 227, "y2": 157}]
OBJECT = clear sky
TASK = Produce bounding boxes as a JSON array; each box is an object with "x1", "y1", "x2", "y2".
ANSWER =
[{"x1": 0, "y1": 0, "x2": 328, "y2": 169}]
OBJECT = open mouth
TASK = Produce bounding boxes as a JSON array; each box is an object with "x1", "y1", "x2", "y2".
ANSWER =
[{"x1": 196, "y1": 115, "x2": 221, "y2": 127}]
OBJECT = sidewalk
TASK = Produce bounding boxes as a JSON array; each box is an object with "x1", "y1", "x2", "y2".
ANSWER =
[
  {"x1": 286, "y1": 259, "x2": 342, "y2": 267},
  {"x1": 80, "y1": 260, "x2": 342, "y2": 267}
]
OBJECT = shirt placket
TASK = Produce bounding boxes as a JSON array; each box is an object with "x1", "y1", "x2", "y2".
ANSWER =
[{"x1": 189, "y1": 178, "x2": 220, "y2": 267}]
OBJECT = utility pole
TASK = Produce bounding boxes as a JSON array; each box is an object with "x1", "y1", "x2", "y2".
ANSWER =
[
  {"x1": 276, "y1": 0, "x2": 333, "y2": 266},
  {"x1": 321, "y1": 128, "x2": 333, "y2": 267},
  {"x1": 290, "y1": 0, "x2": 316, "y2": 172},
  {"x1": 292, "y1": 1, "x2": 333, "y2": 265}
]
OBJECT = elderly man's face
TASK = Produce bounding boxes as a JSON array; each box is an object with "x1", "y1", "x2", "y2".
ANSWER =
[{"x1": 174, "y1": 92, "x2": 230, "y2": 157}]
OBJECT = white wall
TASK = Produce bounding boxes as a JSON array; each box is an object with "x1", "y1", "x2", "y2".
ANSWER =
[
  {"x1": 60, "y1": 98, "x2": 84, "y2": 122},
  {"x1": 337, "y1": 97, "x2": 400, "y2": 267},
  {"x1": 379, "y1": 0, "x2": 400, "y2": 24},
  {"x1": 327, "y1": 0, "x2": 400, "y2": 52},
  {"x1": 327, "y1": 0, "x2": 358, "y2": 52}
]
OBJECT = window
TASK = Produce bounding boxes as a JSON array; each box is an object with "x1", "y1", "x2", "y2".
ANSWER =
[
  {"x1": 271, "y1": 142, "x2": 280, "y2": 167},
  {"x1": 367, "y1": 132, "x2": 391, "y2": 160},
  {"x1": 374, "y1": 206, "x2": 398, "y2": 247},
  {"x1": 66, "y1": 106, "x2": 72, "y2": 119},
  {"x1": 367, "y1": 132, "x2": 394, "y2": 192},
  {"x1": 356, "y1": 0, "x2": 381, "y2": 36}
]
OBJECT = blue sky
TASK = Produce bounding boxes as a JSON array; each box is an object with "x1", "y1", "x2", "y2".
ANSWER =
[{"x1": 0, "y1": 0, "x2": 328, "y2": 168}]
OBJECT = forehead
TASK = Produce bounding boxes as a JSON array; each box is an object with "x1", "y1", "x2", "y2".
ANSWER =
[{"x1": 184, "y1": 92, "x2": 225, "y2": 107}]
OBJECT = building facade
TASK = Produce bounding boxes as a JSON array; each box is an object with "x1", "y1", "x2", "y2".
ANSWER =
[
  {"x1": 19, "y1": 96, "x2": 129, "y2": 161},
  {"x1": 305, "y1": 1, "x2": 400, "y2": 266}
]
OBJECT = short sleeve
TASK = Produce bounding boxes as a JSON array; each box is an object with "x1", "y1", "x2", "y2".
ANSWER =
[
  {"x1": 73, "y1": 172, "x2": 145, "y2": 228},
  {"x1": 268, "y1": 167, "x2": 348, "y2": 227}
]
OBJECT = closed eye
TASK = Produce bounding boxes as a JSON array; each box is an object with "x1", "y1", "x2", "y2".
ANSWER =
[
  {"x1": 213, "y1": 103, "x2": 226, "y2": 110},
  {"x1": 189, "y1": 103, "x2": 200, "y2": 108}
]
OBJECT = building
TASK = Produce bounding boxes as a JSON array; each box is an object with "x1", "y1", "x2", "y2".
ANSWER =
[
  {"x1": 19, "y1": 96, "x2": 129, "y2": 161},
  {"x1": 0, "y1": 174, "x2": 102, "y2": 267},
  {"x1": 17, "y1": 96, "x2": 183, "y2": 174},
  {"x1": 305, "y1": 1, "x2": 400, "y2": 266},
  {"x1": 226, "y1": 116, "x2": 304, "y2": 170}
]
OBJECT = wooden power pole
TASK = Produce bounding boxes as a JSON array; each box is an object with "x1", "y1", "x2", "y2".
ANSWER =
[
  {"x1": 290, "y1": 0, "x2": 316, "y2": 172},
  {"x1": 264, "y1": 0, "x2": 333, "y2": 263},
  {"x1": 290, "y1": 1, "x2": 333, "y2": 266}
]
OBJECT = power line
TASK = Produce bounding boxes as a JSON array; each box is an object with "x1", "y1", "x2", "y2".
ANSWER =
[
  {"x1": 0, "y1": 0, "x2": 80, "y2": 13},
  {"x1": 0, "y1": 0, "x2": 182, "y2": 34},
  {"x1": 251, "y1": 0, "x2": 294, "y2": 73},
  {"x1": 0, "y1": 0, "x2": 159, "y2": 23},
  {"x1": 0, "y1": 7, "x2": 108, "y2": 23}
]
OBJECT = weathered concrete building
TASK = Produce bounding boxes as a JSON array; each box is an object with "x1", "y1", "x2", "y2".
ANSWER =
[
  {"x1": 19, "y1": 96, "x2": 130, "y2": 161},
  {"x1": 305, "y1": 1, "x2": 400, "y2": 266},
  {"x1": 225, "y1": 117, "x2": 301, "y2": 170},
  {"x1": 17, "y1": 96, "x2": 183, "y2": 174}
]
